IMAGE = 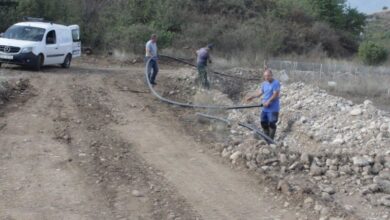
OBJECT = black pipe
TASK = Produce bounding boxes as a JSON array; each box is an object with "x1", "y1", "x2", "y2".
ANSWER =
[
  {"x1": 159, "y1": 55, "x2": 260, "y2": 81},
  {"x1": 145, "y1": 58, "x2": 263, "y2": 110},
  {"x1": 196, "y1": 113, "x2": 276, "y2": 145},
  {"x1": 145, "y1": 57, "x2": 276, "y2": 144}
]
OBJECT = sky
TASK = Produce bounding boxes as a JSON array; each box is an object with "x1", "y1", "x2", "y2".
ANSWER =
[{"x1": 347, "y1": 0, "x2": 390, "y2": 14}]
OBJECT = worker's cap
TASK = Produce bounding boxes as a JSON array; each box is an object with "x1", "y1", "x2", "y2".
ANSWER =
[{"x1": 207, "y1": 43, "x2": 214, "y2": 49}]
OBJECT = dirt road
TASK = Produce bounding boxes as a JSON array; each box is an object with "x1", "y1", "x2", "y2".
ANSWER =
[{"x1": 0, "y1": 61, "x2": 306, "y2": 220}]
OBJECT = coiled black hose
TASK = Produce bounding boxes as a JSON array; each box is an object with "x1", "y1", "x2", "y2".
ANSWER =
[
  {"x1": 145, "y1": 57, "x2": 263, "y2": 109},
  {"x1": 145, "y1": 57, "x2": 275, "y2": 144}
]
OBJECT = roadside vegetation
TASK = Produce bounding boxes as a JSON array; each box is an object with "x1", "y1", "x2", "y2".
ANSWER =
[{"x1": 1, "y1": 0, "x2": 375, "y2": 62}]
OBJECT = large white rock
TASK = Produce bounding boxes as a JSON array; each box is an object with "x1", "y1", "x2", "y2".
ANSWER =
[
  {"x1": 328, "y1": 81, "x2": 337, "y2": 87},
  {"x1": 363, "y1": 100, "x2": 373, "y2": 108},
  {"x1": 230, "y1": 151, "x2": 242, "y2": 161},
  {"x1": 332, "y1": 138, "x2": 345, "y2": 145},
  {"x1": 350, "y1": 108, "x2": 362, "y2": 116},
  {"x1": 352, "y1": 156, "x2": 373, "y2": 167}
]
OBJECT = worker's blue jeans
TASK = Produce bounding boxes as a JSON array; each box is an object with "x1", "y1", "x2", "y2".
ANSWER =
[
  {"x1": 260, "y1": 111, "x2": 279, "y2": 139},
  {"x1": 146, "y1": 58, "x2": 159, "y2": 84}
]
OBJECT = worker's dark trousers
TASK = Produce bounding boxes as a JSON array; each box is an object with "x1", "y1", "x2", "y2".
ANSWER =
[
  {"x1": 146, "y1": 58, "x2": 159, "y2": 84},
  {"x1": 260, "y1": 111, "x2": 279, "y2": 140},
  {"x1": 197, "y1": 63, "x2": 210, "y2": 89}
]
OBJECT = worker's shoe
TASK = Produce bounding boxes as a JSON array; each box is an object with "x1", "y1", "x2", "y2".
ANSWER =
[
  {"x1": 269, "y1": 128, "x2": 276, "y2": 140},
  {"x1": 261, "y1": 123, "x2": 269, "y2": 135},
  {"x1": 263, "y1": 128, "x2": 270, "y2": 137}
]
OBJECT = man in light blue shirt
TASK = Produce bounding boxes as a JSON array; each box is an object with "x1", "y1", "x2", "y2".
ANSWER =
[
  {"x1": 145, "y1": 34, "x2": 158, "y2": 85},
  {"x1": 246, "y1": 69, "x2": 281, "y2": 140}
]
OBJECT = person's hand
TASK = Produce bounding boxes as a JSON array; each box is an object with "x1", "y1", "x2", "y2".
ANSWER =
[
  {"x1": 246, "y1": 96, "x2": 254, "y2": 102},
  {"x1": 263, "y1": 101, "x2": 270, "y2": 107}
]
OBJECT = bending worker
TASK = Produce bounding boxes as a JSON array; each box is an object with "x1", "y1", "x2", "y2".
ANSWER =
[
  {"x1": 246, "y1": 69, "x2": 281, "y2": 140},
  {"x1": 195, "y1": 44, "x2": 213, "y2": 89},
  {"x1": 145, "y1": 34, "x2": 159, "y2": 85}
]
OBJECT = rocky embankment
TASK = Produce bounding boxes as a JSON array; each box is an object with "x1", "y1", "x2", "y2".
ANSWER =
[{"x1": 219, "y1": 82, "x2": 390, "y2": 219}]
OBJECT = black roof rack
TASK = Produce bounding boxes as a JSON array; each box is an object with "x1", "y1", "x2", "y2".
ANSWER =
[{"x1": 23, "y1": 16, "x2": 52, "y2": 24}]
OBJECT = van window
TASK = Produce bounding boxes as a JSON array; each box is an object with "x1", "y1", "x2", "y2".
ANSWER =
[
  {"x1": 46, "y1": 30, "x2": 56, "y2": 45},
  {"x1": 3, "y1": 25, "x2": 45, "y2": 42},
  {"x1": 72, "y1": 29, "x2": 80, "y2": 42}
]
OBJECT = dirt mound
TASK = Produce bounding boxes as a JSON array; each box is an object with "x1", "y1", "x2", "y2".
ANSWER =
[
  {"x1": 0, "y1": 78, "x2": 30, "y2": 105},
  {"x1": 280, "y1": 82, "x2": 390, "y2": 155}
]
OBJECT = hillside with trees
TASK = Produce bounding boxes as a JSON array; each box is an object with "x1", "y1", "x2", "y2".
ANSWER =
[
  {"x1": 0, "y1": 0, "x2": 369, "y2": 60},
  {"x1": 365, "y1": 9, "x2": 390, "y2": 52}
]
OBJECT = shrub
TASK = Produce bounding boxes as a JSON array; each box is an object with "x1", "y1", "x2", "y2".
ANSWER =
[{"x1": 358, "y1": 41, "x2": 388, "y2": 65}]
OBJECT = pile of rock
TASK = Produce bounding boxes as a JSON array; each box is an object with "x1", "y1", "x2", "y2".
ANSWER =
[
  {"x1": 173, "y1": 66, "x2": 390, "y2": 215},
  {"x1": 218, "y1": 81, "x2": 390, "y2": 215},
  {"x1": 280, "y1": 82, "x2": 390, "y2": 155},
  {"x1": 0, "y1": 78, "x2": 30, "y2": 105}
]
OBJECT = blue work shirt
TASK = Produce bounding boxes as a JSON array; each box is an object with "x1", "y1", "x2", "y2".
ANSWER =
[{"x1": 261, "y1": 79, "x2": 281, "y2": 112}]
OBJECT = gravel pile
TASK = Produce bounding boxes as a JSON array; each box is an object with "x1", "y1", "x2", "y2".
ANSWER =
[{"x1": 218, "y1": 81, "x2": 390, "y2": 218}]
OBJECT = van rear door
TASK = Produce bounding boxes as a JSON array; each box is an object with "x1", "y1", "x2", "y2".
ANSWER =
[{"x1": 69, "y1": 25, "x2": 81, "y2": 58}]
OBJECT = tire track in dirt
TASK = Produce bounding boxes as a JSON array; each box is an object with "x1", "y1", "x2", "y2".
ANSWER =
[
  {"x1": 65, "y1": 74, "x2": 201, "y2": 220},
  {"x1": 0, "y1": 74, "x2": 115, "y2": 219}
]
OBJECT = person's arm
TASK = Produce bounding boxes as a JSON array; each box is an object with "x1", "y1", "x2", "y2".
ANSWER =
[{"x1": 246, "y1": 89, "x2": 263, "y2": 102}]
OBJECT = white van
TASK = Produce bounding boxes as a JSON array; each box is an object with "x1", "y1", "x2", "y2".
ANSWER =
[{"x1": 0, "y1": 18, "x2": 81, "y2": 70}]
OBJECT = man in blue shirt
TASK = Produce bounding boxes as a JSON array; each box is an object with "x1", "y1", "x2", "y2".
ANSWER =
[
  {"x1": 145, "y1": 34, "x2": 158, "y2": 85},
  {"x1": 195, "y1": 44, "x2": 213, "y2": 89},
  {"x1": 246, "y1": 69, "x2": 281, "y2": 140}
]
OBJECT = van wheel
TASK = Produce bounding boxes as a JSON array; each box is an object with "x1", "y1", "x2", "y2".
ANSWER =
[
  {"x1": 35, "y1": 55, "x2": 44, "y2": 71},
  {"x1": 0, "y1": 62, "x2": 2, "y2": 68},
  {"x1": 62, "y1": 54, "x2": 72, "y2": 68}
]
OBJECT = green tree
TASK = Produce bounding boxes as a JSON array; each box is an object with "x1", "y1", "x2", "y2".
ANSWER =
[
  {"x1": 358, "y1": 41, "x2": 388, "y2": 65},
  {"x1": 343, "y1": 7, "x2": 366, "y2": 36},
  {"x1": 0, "y1": 1, "x2": 18, "y2": 31},
  {"x1": 304, "y1": 0, "x2": 365, "y2": 36},
  {"x1": 309, "y1": 0, "x2": 346, "y2": 29}
]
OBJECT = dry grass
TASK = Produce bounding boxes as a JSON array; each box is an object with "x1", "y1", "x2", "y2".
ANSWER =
[
  {"x1": 269, "y1": 58, "x2": 390, "y2": 111},
  {"x1": 111, "y1": 50, "x2": 138, "y2": 62}
]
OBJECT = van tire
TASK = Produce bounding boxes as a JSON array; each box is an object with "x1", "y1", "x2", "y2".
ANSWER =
[
  {"x1": 0, "y1": 62, "x2": 2, "y2": 68},
  {"x1": 61, "y1": 54, "x2": 72, "y2": 68},
  {"x1": 35, "y1": 54, "x2": 44, "y2": 71}
]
